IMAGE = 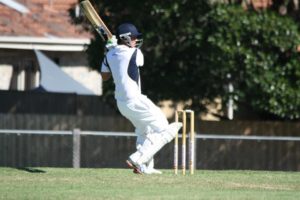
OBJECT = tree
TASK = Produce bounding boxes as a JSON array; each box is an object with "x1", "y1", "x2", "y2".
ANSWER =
[
  {"x1": 199, "y1": 4, "x2": 300, "y2": 119},
  {"x1": 80, "y1": 1, "x2": 300, "y2": 120},
  {"x1": 82, "y1": 0, "x2": 212, "y2": 110}
]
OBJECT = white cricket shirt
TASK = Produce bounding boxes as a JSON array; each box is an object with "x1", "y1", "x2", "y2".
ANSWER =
[{"x1": 101, "y1": 45, "x2": 144, "y2": 101}]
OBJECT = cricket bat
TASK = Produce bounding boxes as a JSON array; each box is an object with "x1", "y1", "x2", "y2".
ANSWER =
[{"x1": 80, "y1": 0, "x2": 113, "y2": 41}]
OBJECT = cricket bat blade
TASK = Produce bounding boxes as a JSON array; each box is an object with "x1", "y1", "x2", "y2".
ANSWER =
[{"x1": 80, "y1": 0, "x2": 112, "y2": 40}]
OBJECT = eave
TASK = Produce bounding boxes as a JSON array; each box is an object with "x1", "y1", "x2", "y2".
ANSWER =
[{"x1": 0, "y1": 36, "x2": 91, "y2": 51}]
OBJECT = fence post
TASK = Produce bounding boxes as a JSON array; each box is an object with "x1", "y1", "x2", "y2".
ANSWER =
[
  {"x1": 72, "y1": 128, "x2": 81, "y2": 168},
  {"x1": 194, "y1": 132, "x2": 197, "y2": 172}
]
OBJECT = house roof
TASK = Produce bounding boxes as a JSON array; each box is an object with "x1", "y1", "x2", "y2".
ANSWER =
[
  {"x1": 0, "y1": 0, "x2": 92, "y2": 51},
  {"x1": 0, "y1": 0, "x2": 90, "y2": 38}
]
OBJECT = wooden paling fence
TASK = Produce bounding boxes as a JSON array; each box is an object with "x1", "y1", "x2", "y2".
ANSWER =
[
  {"x1": 1, "y1": 91, "x2": 299, "y2": 170},
  {"x1": 0, "y1": 129, "x2": 299, "y2": 171}
]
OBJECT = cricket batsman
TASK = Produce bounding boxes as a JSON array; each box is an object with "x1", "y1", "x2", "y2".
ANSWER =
[{"x1": 100, "y1": 23, "x2": 182, "y2": 174}]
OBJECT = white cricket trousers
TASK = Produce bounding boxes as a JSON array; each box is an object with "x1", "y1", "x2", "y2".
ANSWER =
[{"x1": 117, "y1": 94, "x2": 169, "y2": 140}]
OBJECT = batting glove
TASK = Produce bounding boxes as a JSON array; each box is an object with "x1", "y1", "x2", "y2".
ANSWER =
[{"x1": 105, "y1": 35, "x2": 118, "y2": 50}]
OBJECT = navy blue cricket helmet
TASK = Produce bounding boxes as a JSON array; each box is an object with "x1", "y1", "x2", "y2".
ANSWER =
[{"x1": 116, "y1": 23, "x2": 143, "y2": 48}]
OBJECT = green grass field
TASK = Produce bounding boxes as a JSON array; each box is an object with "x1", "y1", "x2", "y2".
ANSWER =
[{"x1": 0, "y1": 167, "x2": 299, "y2": 200}]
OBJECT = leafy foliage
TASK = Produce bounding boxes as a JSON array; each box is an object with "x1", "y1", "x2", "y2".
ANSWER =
[
  {"x1": 81, "y1": 1, "x2": 300, "y2": 120},
  {"x1": 200, "y1": 5, "x2": 300, "y2": 119}
]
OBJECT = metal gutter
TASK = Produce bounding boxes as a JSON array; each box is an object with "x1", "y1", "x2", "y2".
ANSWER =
[
  {"x1": 0, "y1": 36, "x2": 91, "y2": 51},
  {"x1": 0, "y1": 0, "x2": 29, "y2": 14}
]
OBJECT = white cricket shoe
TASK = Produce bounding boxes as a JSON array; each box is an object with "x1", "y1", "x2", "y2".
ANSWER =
[
  {"x1": 142, "y1": 167, "x2": 163, "y2": 175},
  {"x1": 132, "y1": 164, "x2": 162, "y2": 175},
  {"x1": 126, "y1": 158, "x2": 142, "y2": 175}
]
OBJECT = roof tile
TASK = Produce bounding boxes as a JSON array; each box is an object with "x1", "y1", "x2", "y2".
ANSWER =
[{"x1": 0, "y1": 0, "x2": 91, "y2": 38}]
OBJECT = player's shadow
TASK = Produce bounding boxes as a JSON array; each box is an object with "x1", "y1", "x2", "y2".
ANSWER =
[{"x1": 17, "y1": 167, "x2": 46, "y2": 173}]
